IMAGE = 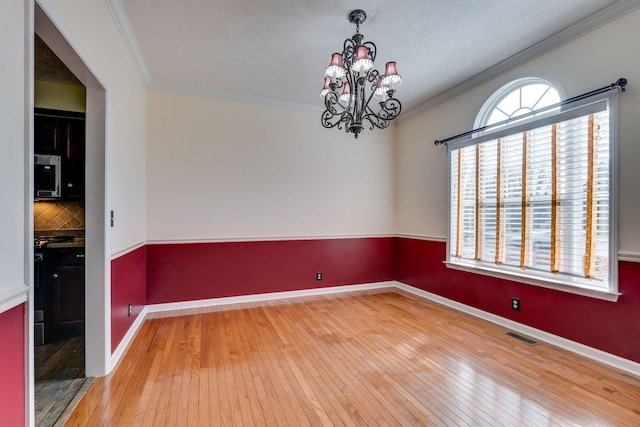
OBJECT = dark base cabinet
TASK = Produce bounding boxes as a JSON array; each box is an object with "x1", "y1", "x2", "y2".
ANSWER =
[
  {"x1": 34, "y1": 252, "x2": 45, "y2": 346},
  {"x1": 45, "y1": 248, "x2": 85, "y2": 342}
]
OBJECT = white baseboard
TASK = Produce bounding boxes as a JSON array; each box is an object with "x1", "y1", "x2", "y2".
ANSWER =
[
  {"x1": 108, "y1": 305, "x2": 149, "y2": 373},
  {"x1": 394, "y1": 282, "x2": 640, "y2": 377},
  {"x1": 108, "y1": 282, "x2": 395, "y2": 371},
  {"x1": 145, "y1": 281, "x2": 397, "y2": 314},
  {"x1": 110, "y1": 280, "x2": 640, "y2": 379}
]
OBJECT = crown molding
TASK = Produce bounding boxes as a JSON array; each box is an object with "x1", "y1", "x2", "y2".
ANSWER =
[
  {"x1": 148, "y1": 81, "x2": 324, "y2": 112},
  {"x1": 107, "y1": 0, "x2": 152, "y2": 85},
  {"x1": 402, "y1": 0, "x2": 640, "y2": 121}
]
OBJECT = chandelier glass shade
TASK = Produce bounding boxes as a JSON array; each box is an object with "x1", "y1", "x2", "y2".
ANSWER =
[{"x1": 321, "y1": 9, "x2": 402, "y2": 139}]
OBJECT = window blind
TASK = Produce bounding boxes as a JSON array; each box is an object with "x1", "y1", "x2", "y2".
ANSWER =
[{"x1": 448, "y1": 95, "x2": 613, "y2": 290}]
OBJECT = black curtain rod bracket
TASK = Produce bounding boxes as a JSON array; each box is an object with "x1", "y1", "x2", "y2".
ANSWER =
[{"x1": 434, "y1": 77, "x2": 627, "y2": 147}]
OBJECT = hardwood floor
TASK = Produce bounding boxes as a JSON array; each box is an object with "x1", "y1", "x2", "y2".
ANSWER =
[
  {"x1": 65, "y1": 290, "x2": 640, "y2": 426},
  {"x1": 35, "y1": 336, "x2": 93, "y2": 426}
]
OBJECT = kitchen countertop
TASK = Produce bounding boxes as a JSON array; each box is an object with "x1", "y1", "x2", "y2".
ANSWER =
[
  {"x1": 34, "y1": 231, "x2": 85, "y2": 249},
  {"x1": 45, "y1": 239, "x2": 85, "y2": 249}
]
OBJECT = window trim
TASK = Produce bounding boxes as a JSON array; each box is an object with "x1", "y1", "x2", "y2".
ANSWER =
[
  {"x1": 474, "y1": 76, "x2": 567, "y2": 130},
  {"x1": 446, "y1": 88, "x2": 619, "y2": 300},
  {"x1": 444, "y1": 261, "x2": 621, "y2": 302}
]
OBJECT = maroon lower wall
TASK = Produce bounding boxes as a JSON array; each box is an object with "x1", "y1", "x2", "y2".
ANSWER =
[
  {"x1": 0, "y1": 304, "x2": 25, "y2": 427},
  {"x1": 111, "y1": 246, "x2": 147, "y2": 352},
  {"x1": 120, "y1": 236, "x2": 640, "y2": 366},
  {"x1": 146, "y1": 237, "x2": 395, "y2": 304},
  {"x1": 395, "y1": 237, "x2": 640, "y2": 363}
]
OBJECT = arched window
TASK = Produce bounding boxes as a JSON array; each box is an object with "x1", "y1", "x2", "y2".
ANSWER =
[
  {"x1": 475, "y1": 77, "x2": 561, "y2": 128},
  {"x1": 447, "y1": 76, "x2": 617, "y2": 299}
]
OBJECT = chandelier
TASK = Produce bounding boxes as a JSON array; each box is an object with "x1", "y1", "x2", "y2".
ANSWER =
[{"x1": 321, "y1": 9, "x2": 402, "y2": 139}]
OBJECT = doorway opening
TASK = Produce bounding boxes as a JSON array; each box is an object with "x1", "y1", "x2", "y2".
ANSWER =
[
  {"x1": 32, "y1": 2, "x2": 109, "y2": 424},
  {"x1": 33, "y1": 34, "x2": 89, "y2": 421}
]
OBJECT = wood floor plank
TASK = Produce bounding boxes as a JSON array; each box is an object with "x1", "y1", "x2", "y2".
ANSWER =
[
  {"x1": 65, "y1": 290, "x2": 640, "y2": 426},
  {"x1": 248, "y1": 307, "x2": 312, "y2": 426}
]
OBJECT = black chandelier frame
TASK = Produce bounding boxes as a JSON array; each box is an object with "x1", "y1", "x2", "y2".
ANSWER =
[{"x1": 321, "y1": 10, "x2": 401, "y2": 139}]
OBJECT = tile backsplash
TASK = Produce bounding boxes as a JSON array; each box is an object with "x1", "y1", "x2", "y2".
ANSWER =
[{"x1": 34, "y1": 201, "x2": 85, "y2": 231}]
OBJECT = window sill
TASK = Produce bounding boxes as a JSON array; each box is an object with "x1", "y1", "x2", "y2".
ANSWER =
[{"x1": 444, "y1": 261, "x2": 621, "y2": 302}]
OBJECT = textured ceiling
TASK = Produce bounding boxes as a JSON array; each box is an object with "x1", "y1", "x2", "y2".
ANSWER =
[
  {"x1": 114, "y1": 0, "x2": 633, "y2": 113},
  {"x1": 35, "y1": 34, "x2": 82, "y2": 86}
]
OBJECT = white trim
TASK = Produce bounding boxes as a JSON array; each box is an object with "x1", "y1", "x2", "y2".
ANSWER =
[
  {"x1": 111, "y1": 242, "x2": 145, "y2": 260},
  {"x1": 35, "y1": 0, "x2": 111, "y2": 378},
  {"x1": 108, "y1": 306, "x2": 149, "y2": 372},
  {"x1": 445, "y1": 261, "x2": 621, "y2": 302},
  {"x1": 395, "y1": 234, "x2": 447, "y2": 243},
  {"x1": 0, "y1": 284, "x2": 28, "y2": 315},
  {"x1": 25, "y1": 0, "x2": 36, "y2": 424},
  {"x1": 450, "y1": 93, "x2": 611, "y2": 150},
  {"x1": 149, "y1": 82, "x2": 324, "y2": 113},
  {"x1": 35, "y1": 1, "x2": 110, "y2": 91},
  {"x1": 121, "y1": 280, "x2": 640, "y2": 379},
  {"x1": 394, "y1": 282, "x2": 640, "y2": 377},
  {"x1": 402, "y1": 0, "x2": 640, "y2": 120},
  {"x1": 446, "y1": 91, "x2": 620, "y2": 301},
  {"x1": 112, "y1": 237, "x2": 640, "y2": 262},
  {"x1": 618, "y1": 252, "x2": 640, "y2": 263},
  {"x1": 473, "y1": 76, "x2": 563, "y2": 131},
  {"x1": 106, "y1": 0, "x2": 152, "y2": 85},
  {"x1": 146, "y1": 234, "x2": 395, "y2": 246},
  {"x1": 146, "y1": 282, "x2": 396, "y2": 314},
  {"x1": 473, "y1": 73, "x2": 568, "y2": 131}
]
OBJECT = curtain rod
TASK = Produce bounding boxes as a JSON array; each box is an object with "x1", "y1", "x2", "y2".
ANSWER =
[{"x1": 434, "y1": 77, "x2": 627, "y2": 146}]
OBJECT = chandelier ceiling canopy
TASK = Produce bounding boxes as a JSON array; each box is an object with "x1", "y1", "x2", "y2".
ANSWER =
[{"x1": 321, "y1": 9, "x2": 402, "y2": 139}]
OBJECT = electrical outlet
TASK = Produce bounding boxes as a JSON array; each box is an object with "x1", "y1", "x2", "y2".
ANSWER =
[
  {"x1": 511, "y1": 297, "x2": 520, "y2": 312},
  {"x1": 128, "y1": 302, "x2": 133, "y2": 317},
  {"x1": 316, "y1": 272, "x2": 322, "y2": 281}
]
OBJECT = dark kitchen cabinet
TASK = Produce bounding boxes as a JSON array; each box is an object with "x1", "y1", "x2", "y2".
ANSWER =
[
  {"x1": 34, "y1": 108, "x2": 85, "y2": 199},
  {"x1": 45, "y1": 248, "x2": 85, "y2": 342},
  {"x1": 62, "y1": 118, "x2": 85, "y2": 198},
  {"x1": 34, "y1": 114, "x2": 64, "y2": 154}
]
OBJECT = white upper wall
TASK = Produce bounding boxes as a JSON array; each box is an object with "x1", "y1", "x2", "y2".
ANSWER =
[
  {"x1": 40, "y1": 0, "x2": 147, "y2": 255},
  {"x1": 146, "y1": 90, "x2": 396, "y2": 241},
  {"x1": 396, "y1": 8, "x2": 640, "y2": 255},
  {"x1": 0, "y1": 0, "x2": 27, "y2": 309}
]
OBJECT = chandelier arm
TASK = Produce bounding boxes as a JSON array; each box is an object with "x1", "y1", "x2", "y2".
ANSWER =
[
  {"x1": 324, "y1": 91, "x2": 339, "y2": 114},
  {"x1": 378, "y1": 97, "x2": 402, "y2": 120},
  {"x1": 362, "y1": 109, "x2": 391, "y2": 130},
  {"x1": 341, "y1": 70, "x2": 355, "y2": 112},
  {"x1": 358, "y1": 70, "x2": 382, "y2": 119},
  {"x1": 322, "y1": 108, "x2": 353, "y2": 130},
  {"x1": 322, "y1": 85, "x2": 358, "y2": 129},
  {"x1": 362, "y1": 41, "x2": 377, "y2": 62},
  {"x1": 342, "y1": 115, "x2": 353, "y2": 134},
  {"x1": 343, "y1": 38, "x2": 357, "y2": 69},
  {"x1": 321, "y1": 109, "x2": 340, "y2": 129},
  {"x1": 362, "y1": 96, "x2": 402, "y2": 129}
]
